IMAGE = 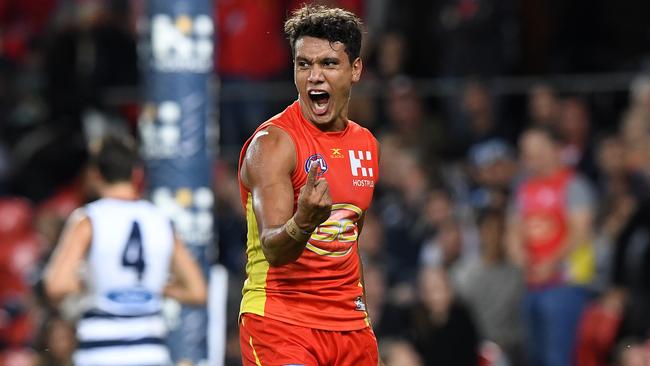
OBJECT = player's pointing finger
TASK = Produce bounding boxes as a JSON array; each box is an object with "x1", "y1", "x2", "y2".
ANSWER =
[{"x1": 306, "y1": 161, "x2": 318, "y2": 187}]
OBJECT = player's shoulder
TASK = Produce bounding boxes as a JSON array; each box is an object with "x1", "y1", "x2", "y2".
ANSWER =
[
  {"x1": 247, "y1": 125, "x2": 294, "y2": 155},
  {"x1": 346, "y1": 119, "x2": 378, "y2": 147},
  {"x1": 347, "y1": 119, "x2": 376, "y2": 136},
  {"x1": 241, "y1": 125, "x2": 296, "y2": 185},
  {"x1": 67, "y1": 206, "x2": 90, "y2": 224},
  {"x1": 136, "y1": 199, "x2": 164, "y2": 214}
]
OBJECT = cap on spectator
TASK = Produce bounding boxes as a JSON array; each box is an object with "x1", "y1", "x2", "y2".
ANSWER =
[{"x1": 468, "y1": 139, "x2": 514, "y2": 167}]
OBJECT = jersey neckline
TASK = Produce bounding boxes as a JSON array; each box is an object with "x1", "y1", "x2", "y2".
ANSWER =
[{"x1": 292, "y1": 100, "x2": 352, "y2": 138}]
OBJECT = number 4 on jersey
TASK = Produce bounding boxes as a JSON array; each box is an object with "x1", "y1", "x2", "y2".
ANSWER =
[{"x1": 122, "y1": 221, "x2": 146, "y2": 281}]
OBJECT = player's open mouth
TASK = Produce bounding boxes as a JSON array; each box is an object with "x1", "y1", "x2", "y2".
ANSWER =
[{"x1": 308, "y1": 90, "x2": 330, "y2": 116}]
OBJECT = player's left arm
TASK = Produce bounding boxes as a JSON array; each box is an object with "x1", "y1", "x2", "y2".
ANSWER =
[
  {"x1": 44, "y1": 209, "x2": 92, "y2": 305},
  {"x1": 163, "y1": 236, "x2": 207, "y2": 305}
]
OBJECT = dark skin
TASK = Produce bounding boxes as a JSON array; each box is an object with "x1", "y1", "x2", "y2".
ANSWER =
[
  {"x1": 240, "y1": 33, "x2": 382, "y2": 365},
  {"x1": 240, "y1": 127, "x2": 332, "y2": 267},
  {"x1": 240, "y1": 35, "x2": 363, "y2": 267}
]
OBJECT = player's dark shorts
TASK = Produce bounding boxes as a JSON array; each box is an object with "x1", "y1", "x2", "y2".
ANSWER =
[{"x1": 239, "y1": 313, "x2": 379, "y2": 366}]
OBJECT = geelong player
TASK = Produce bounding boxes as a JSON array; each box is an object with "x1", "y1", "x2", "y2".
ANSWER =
[
  {"x1": 44, "y1": 135, "x2": 207, "y2": 366},
  {"x1": 238, "y1": 5, "x2": 380, "y2": 365}
]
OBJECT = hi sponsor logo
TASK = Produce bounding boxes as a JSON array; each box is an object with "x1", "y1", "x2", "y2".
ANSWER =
[
  {"x1": 348, "y1": 150, "x2": 374, "y2": 187},
  {"x1": 149, "y1": 13, "x2": 213, "y2": 72}
]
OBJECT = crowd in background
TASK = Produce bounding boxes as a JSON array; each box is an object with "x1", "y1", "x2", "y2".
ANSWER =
[{"x1": 1, "y1": 0, "x2": 650, "y2": 366}]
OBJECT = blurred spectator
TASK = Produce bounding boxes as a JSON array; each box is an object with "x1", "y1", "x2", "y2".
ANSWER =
[
  {"x1": 507, "y1": 126, "x2": 596, "y2": 366},
  {"x1": 9, "y1": 126, "x2": 87, "y2": 202},
  {"x1": 462, "y1": 80, "x2": 496, "y2": 140},
  {"x1": 629, "y1": 74, "x2": 650, "y2": 115},
  {"x1": 375, "y1": 134, "x2": 403, "y2": 190},
  {"x1": 347, "y1": 78, "x2": 378, "y2": 130},
  {"x1": 353, "y1": 31, "x2": 412, "y2": 134},
  {"x1": 620, "y1": 108, "x2": 650, "y2": 150},
  {"x1": 374, "y1": 149, "x2": 430, "y2": 294},
  {"x1": 450, "y1": 80, "x2": 508, "y2": 158},
  {"x1": 575, "y1": 295, "x2": 623, "y2": 366},
  {"x1": 619, "y1": 108, "x2": 650, "y2": 187},
  {"x1": 528, "y1": 83, "x2": 560, "y2": 127},
  {"x1": 380, "y1": 76, "x2": 444, "y2": 160},
  {"x1": 609, "y1": 197, "x2": 650, "y2": 350},
  {"x1": 413, "y1": 187, "x2": 460, "y2": 246},
  {"x1": 557, "y1": 96, "x2": 597, "y2": 179},
  {"x1": 44, "y1": 0, "x2": 138, "y2": 126},
  {"x1": 374, "y1": 32, "x2": 407, "y2": 80},
  {"x1": 408, "y1": 267, "x2": 479, "y2": 366},
  {"x1": 0, "y1": 348, "x2": 39, "y2": 366},
  {"x1": 0, "y1": 197, "x2": 41, "y2": 352},
  {"x1": 456, "y1": 209, "x2": 526, "y2": 366},
  {"x1": 357, "y1": 210, "x2": 385, "y2": 263},
  {"x1": 595, "y1": 135, "x2": 635, "y2": 199},
  {"x1": 216, "y1": 0, "x2": 291, "y2": 151},
  {"x1": 592, "y1": 135, "x2": 638, "y2": 293},
  {"x1": 379, "y1": 338, "x2": 423, "y2": 366},
  {"x1": 0, "y1": 0, "x2": 58, "y2": 64},
  {"x1": 429, "y1": 0, "x2": 518, "y2": 77},
  {"x1": 363, "y1": 260, "x2": 406, "y2": 340},
  {"x1": 419, "y1": 218, "x2": 479, "y2": 287},
  {"x1": 467, "y1": 138, "x2": 518, "y2": 211}
]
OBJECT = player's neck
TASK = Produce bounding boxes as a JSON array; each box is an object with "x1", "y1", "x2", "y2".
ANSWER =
[
  {"x1": 100, "y1": 182, "x2": 139, "y2": 201},
  {"x1": 316, "y1": 119, "x2": 347, "y2": 132},
  {"x1": 298, "y1": 100, "x2": 349, "y2": 132}
]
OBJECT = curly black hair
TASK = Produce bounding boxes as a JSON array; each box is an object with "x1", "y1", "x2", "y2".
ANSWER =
[{"x1": 284, "y1": 4, "x2": 363, "y2": 64}]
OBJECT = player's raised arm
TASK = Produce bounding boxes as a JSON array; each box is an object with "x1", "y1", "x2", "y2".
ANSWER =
[{"x1": 240, "y1": 126, "x2": 332, "y2": 267}]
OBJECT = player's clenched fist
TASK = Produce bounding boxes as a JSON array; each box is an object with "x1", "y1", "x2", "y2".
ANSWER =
[{"x1": 294, "y1": 161, "x2": 332, "y2": 232}]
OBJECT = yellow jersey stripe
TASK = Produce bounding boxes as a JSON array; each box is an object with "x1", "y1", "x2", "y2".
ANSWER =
[
  {"x1": 331, "y1": 203, "x2": 363, "y2": 216},
  {"x1": 240, "y1": 193, "x2": 270, "y2": 316},
  {"x1": 305, "y1": 242, "x2": 353, "y2": 257},
  {"x1": 249, "y1": 336, "x2": 262, "y2": 366}
]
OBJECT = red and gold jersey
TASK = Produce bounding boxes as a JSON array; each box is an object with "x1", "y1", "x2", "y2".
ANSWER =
[
  {"x1": 517, "y1": 168, "x2": 595, "y2": 286},
  {"x1": 238, "y1": 101, "x2": 379, "y2": 331},
  {"x1": 518, "y1": 169, "x2": 573, "y2": 267}
]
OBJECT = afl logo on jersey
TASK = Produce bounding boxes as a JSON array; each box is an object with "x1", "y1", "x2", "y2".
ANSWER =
[{"x1": 304, "y1": 154, "x2": 328, "y2": 176}]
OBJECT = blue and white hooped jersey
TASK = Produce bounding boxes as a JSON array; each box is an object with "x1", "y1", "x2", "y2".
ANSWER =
[{"x1": 75, "y1": 198, "x2": 174, "y2": 366}]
